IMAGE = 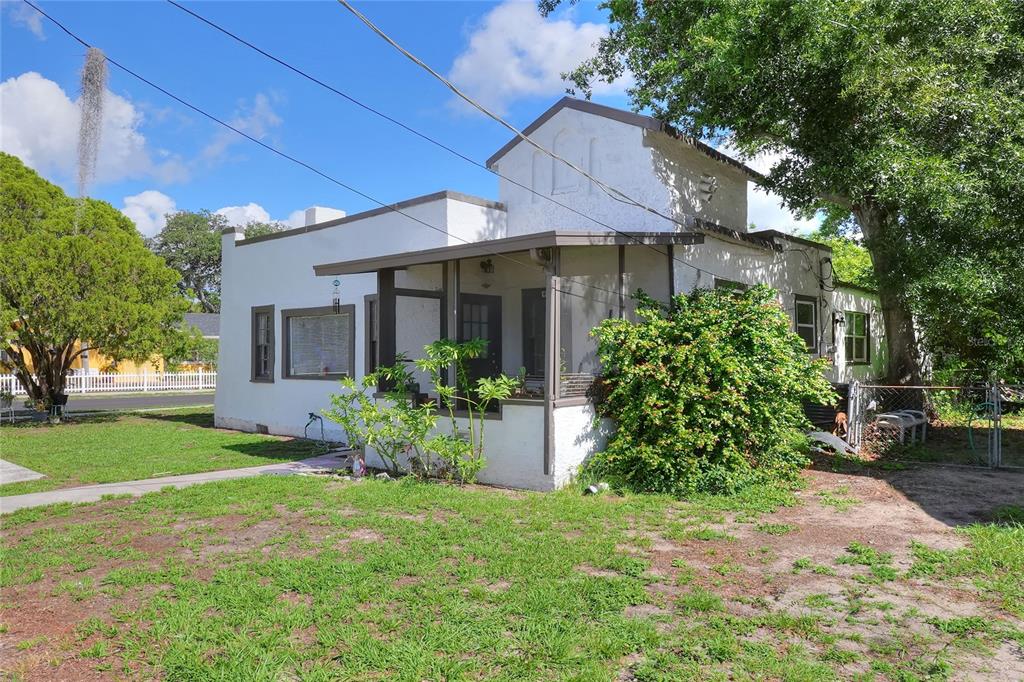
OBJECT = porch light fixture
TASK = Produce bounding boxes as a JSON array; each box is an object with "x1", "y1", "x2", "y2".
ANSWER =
[
  {"x1": 331, "y1": 279, "x2": 341, "y2": 314},
  {"x1": 479, "y1": 258, "x2": 495, "y2": 289}
]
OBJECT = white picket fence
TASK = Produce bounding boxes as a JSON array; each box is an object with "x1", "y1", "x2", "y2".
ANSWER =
[{"x1": 0, "y1": 370, "x2": 216, "y2": 396}]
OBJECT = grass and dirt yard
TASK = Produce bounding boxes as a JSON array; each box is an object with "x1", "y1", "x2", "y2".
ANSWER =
[
  {"x1": 0, "y1": 408, "x2": 317, "y2": 496},
  {"x1": 1, "y1": 413, "x2": 1022, "y2": 681}
]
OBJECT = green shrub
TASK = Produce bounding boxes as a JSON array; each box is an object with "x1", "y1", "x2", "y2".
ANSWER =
[{"x1": 586, "y1": 286, "x2": 835, "y2": 495}]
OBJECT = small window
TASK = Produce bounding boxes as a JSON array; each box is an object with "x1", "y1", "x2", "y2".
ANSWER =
[
  {"x1": 845, "y1": 311, "x2": 870, "y2": 364},
  {"x1": 794, "y1": 296, "x2": 818, "y2": 353},
  {"x1": 282, "y1": 306, "x2": 355, "y2": 380},
  {"x1": 714, "y1": 278, "x2": 748, "y2": 293},
  {"x1": 251, "y1": 305, "x2": 275, "y2": 382}
]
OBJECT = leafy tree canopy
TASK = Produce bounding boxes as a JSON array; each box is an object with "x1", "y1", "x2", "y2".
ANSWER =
[
  {"x1": 0, "y1": 153, "x2": 187, "y2": 405},
  {"x1": 144, "y1": 216, "x2": 285, "y2": 313},
  {"x1": 146, "y1": 210, "x2": 226, "y2": 313},
  {"x1": 545, "y1": 0, "x2": 1024, "y2": 383},
  {"x1": 804, "y1": 227, "x2": 875, "y2": 290},
  {"x1": 242, "y1": 220, "x2": 286, "y2": 240}
]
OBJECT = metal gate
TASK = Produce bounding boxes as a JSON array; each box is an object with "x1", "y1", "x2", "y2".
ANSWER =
[{"x1": 847, "y1": 381, "x2": 1020, "y2": 469}]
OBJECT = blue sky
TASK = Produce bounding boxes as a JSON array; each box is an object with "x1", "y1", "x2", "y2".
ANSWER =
[{"x1": 1, "y1": 1, "x2": 812, "y2": 236}]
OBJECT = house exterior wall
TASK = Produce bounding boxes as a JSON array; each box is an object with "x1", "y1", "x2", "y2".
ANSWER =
[
  {"x1": 830, "y1": 285, "x2": 887, "y2": 383},
  {"x1": 552, "y1": 403, "x2": 611, "y2": 488},
  {"x1": 361, "y1": 400, "x2": 608, "y2": 491},
  {"x1": 362, "y1": 400, "x2": 551, "y2": 490},
  {"x1": 493, "y1": 107, "x2": 748, "y2": 236},
  {"x1": 215, "y1": 195, "x2": 502, "y2": 437}
]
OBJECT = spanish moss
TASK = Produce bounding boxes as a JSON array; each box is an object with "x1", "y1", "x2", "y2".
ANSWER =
[{"x1": 75, "y1": 47, "x2": 107, "y2": 231}]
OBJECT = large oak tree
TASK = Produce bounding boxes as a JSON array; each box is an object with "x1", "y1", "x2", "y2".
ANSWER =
[
  {"x1": 0, "y1": 153, "x2": 187, "y2": 406},
  {"x1": 544, "y1": 0, "x2": 1024, "y2": 382}
]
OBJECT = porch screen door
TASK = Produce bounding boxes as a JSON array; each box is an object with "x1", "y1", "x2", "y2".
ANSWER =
[
  {"x1": 458, "y1": 293, "x2": 502, "y2": 390},
  {"x1": 521, "y1": 288, "x2": 545, "y2": 376}
]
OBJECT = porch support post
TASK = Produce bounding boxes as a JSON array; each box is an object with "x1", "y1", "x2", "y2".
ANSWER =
[
  {"x1": 543, "y1": 272, "x2": 561, "y2": 477},
  {"x1": 377, "y1": 268, "x2": 396, "y2": 392},
  {"x1": 617, "y1": 244, "x2": 626, "y2": 318},
  {"x1": 440, "y1": 261, "x2": 452, "y2": 387},
  {"x1": 667, "y1": 244, "x2": 675, "y2": 303}
]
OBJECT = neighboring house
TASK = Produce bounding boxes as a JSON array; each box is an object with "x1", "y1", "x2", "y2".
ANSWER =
[
  {"x1": 174, "y1": 313, "x2": 220, "y2": 370},
  {"x1": 5, "y1": 341, "x2": 164, "y2": 376},
  {"x1": 2, "y1": 315, "x2": 220, "y2": 378},
  {"x1": 215, "y1": 97, "x2": 886, "y2": 490},
  {"x1": 184, "y1": 313, "x2": 220, "y2": 340}
]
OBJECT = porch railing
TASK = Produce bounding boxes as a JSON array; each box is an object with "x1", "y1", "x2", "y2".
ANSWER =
[
  {"x1": 559, "y1": 372, "x2": 596, "y2": 398},
  {"x1": 0, "y1": 370, "x2": 216, "y2": 396}
]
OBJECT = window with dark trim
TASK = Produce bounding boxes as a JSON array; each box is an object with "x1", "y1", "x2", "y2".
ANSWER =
[
  {"x1": 845, "y1": 311, "x2": 870, "y2": 364},
  {"x1": 281, "y1": 305, "x2": 355, "y2": 380},
  {"x1": 251, "y1": 305, "x2": 275, "y2": 382},
  {"x1": 794, "y1": 296, "x2": 818, "y2": 353}
]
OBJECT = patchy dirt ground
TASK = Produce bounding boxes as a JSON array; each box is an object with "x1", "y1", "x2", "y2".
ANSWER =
[{"x1": 1, "y1": 463, "x2": 1021, "y2": 681}]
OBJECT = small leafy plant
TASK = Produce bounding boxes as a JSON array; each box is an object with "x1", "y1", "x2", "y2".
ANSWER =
[
  {"x1": 324, "y1": 357, "x2": 436, "y2": 477},
  {"x1": 415, "y1": 339, "x2": 517, "y2": 483}
]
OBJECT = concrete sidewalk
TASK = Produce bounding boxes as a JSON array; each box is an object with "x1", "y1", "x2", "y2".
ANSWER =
[
  {"x1": 0, "y1": 452, "x2": 347, "y2": 514},
  {"x1": 0, "y1": 459, "x2": 46, "y2": 485}
]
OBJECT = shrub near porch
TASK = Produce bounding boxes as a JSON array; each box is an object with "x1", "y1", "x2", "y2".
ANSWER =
[{"x1": 589, "y1": 286, "x2": 836, "y2": 495}]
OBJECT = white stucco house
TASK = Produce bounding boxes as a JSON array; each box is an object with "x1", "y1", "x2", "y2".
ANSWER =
[{"x1": 215, "y1": 98, "x2": 886, "y2": 490}]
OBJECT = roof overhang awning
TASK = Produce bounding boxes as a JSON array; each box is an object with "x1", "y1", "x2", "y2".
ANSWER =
[{"x1": 313, "y1": 230, "x2": 705, "y2": 276}]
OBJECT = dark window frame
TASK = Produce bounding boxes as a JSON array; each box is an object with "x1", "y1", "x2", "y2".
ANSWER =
[
  {"x1": 844, "y1": 310, "x2": 871, "y2": 365},
  {"x1": 794, "y1": 295, "x2": 818, "y2": 354},
  {"x1": 280, "y1": 305, "x2": 356, "y2": 381},
  {"x1": 250, "y1": 305, "x2": 275, "y2": 383}
]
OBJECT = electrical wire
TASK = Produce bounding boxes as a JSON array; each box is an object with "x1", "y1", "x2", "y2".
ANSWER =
[
  {"x1": 332, "y1": 0, "x2": 840, "y2": 300},
  {"x1": 21, "y1": 0, "x2": 630, "y2": 309},
  {"x1": 336, "y1": 0, "x2": 698, "y2": 231},
  {"x1": 165, "y1": 0, "x2": 738, "y2": 286},
  {"x1": 25, "y1": 0, "x2": 833, "y2": 318}
]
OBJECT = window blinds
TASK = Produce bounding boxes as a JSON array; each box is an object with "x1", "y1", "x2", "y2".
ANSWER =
[{"x1": 288, "y1": 313, "x2": 351, "y2": 376}]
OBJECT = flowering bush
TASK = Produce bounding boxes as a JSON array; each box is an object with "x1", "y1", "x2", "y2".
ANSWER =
[{"x1": 587, "y1": 286, "x2": 835, "y2": 495}]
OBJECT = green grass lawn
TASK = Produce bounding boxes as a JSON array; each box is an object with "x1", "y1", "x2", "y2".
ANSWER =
[
  {"x1": 0, "y1": 408, "x2": 317, "y2": 496},
  {"x1": 2, "y1": 471, "x2": 1021, "y2": 681}
]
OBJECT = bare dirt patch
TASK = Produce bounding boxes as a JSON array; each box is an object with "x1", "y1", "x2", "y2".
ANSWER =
[{"x1": 632, "y1": 465, "x2": 1024, "y2": 680}]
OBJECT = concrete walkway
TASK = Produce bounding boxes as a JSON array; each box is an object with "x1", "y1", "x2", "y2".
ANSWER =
[
  {"x1": 0, "y1": 453, "x2": 347, "y2": 514},
  {"x1": 0, "y1": 459, "x2": 46, "y2": 485}
]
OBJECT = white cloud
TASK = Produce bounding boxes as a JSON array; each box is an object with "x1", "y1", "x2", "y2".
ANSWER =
[
  {"x1": 202, "y1": 93, "x2": 282, "y2": 163},
  {"x1": 5, "y1": 3, "x2": 45, "y2": 40},
  {"x1": 0, "y1": 72, "x2": 188, "y2": 187},
  {"x1": 747, "y1": 185, "x2": 819, "y2": 233},
  {"x1": 123, "y1": 191, "x2": 304, "y2": 236},
  {"x1": 215, "y1": 203, "x2": 271, "y2": 226},
  {"x1": 716, "y1": 144, "x2": 821, "y2": 233},
  {"x1": 121, "y1": 190, "x2": 177, "y2": 237},
  {"x1": 448, "y1": 1, "x2": 630, "y2": 115}
]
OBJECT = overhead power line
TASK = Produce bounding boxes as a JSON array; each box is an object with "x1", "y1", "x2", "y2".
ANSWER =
[
  {"x1": 332, "y1": 0, "x2": 827, "y2": 292},
  {"x1": 21, "y1": 0, "x2": 630, "y2": 309},
  {"x1": 165, "y1": 0, "x2": 783, "y2": 289},
  {"x1": 166, "y1": 0, "x2": 710, "y2": 277},
  {"x1": 335, "y1": 0, "x2": 697, "y2": 231}
]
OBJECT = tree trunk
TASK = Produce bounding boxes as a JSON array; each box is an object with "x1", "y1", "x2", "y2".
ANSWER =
[
  {"x1": 6, "y1": 342, "x2": 70, "y2": 410},
  {"x1": 853, "y1": 201, "x2": 923, "y2": 385}
]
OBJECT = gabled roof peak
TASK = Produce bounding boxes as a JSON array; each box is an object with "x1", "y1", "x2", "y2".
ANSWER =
[{"x1": 485, "y1": 97, "x2": 760, "y2": 179}]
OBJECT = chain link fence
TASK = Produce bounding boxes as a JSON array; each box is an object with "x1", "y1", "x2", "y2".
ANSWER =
[{"x1": 847, "y1": 382, "x2": 1021, "y2": 469}]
